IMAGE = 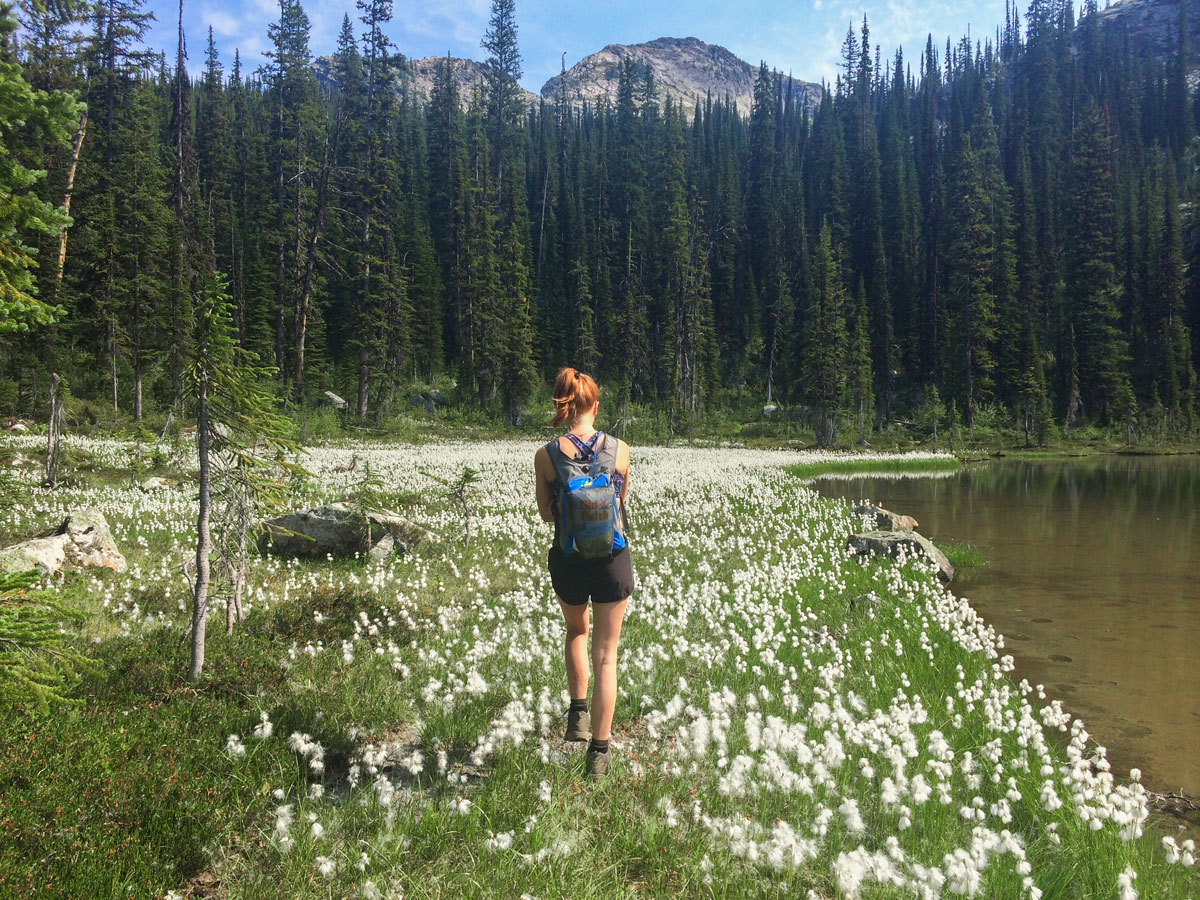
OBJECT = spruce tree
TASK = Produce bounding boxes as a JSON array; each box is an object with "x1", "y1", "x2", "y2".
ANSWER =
[
  {"x1": 803, "y1": 225, "x2": 849, "y2": 446},
  {"x1": 0, "y1": 7, "x2": 79, "y2": 333},
  {"x1": 1065, "y1": 99, "x2": 1130, "y2": 423}
]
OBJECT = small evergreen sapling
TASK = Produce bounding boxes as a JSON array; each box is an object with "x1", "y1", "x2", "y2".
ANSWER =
[
  {"x1": 0, "y1": 571, "x2": 92, "y2": 715},
  {"x1": 184, "y1": 271, "x2": 301, "y2": 683}
]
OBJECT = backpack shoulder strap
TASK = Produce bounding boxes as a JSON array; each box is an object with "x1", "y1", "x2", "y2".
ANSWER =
[
  {"x1": 593, "y1": 432, "x2": 618, "y2": 474},
  {"x1": 545, "y1": 439, "x2": 571, "y2": 486}
]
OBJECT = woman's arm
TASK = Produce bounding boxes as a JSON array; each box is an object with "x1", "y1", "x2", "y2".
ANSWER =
[{"x1": 534, "y1": 447, "x2": 557, "y2": 522}]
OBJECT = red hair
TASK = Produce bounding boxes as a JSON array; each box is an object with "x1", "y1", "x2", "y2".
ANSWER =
[{"x1": 551, "y1": 367, "x2": 599, "y2": 428}]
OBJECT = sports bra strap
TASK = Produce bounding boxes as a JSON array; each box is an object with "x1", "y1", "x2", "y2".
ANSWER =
[{"x1": 563, "y1": 431, "x2": 601, "y2": 457}]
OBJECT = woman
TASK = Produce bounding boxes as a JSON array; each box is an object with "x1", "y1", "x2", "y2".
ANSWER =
[{"x1": 534, "y1": 368, "x2": 633, "y2": 779}]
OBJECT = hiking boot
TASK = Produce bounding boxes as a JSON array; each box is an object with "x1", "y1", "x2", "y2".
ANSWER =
[
  {"x1": 585, "y1": 747, "x2": 610, "y2": 779},
  {"x1": 564, "y1": 707, "x2": 590, "y2": 742}
]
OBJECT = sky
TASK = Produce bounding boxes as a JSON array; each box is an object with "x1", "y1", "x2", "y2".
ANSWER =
[{"x1": 144, "y1": 0, "x2": 1015, "y2": 93}]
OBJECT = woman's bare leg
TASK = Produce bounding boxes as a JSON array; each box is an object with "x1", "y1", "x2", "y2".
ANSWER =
[
  {"x1": 558, "y1": 598, "x2": 590, "y2": 701},
  {"x1": 589, "y1": 598, "x2": 629, "y2": 741}
]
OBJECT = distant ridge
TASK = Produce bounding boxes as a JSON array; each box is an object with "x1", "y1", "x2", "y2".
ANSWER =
[{"x1": 311, "y1": 55, "x2": 541, "y2": 107}]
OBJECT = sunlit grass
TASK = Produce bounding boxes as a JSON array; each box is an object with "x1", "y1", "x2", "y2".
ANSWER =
[
  {"x1": 941, "y1": 540, "x2": 989, "y2": 570},
  {"x1": 785, "y1": 453, "x2": 962, "y2": 481},
  {"x1": 0, "y1": 435, "x2": 1195, "y2": 900}
]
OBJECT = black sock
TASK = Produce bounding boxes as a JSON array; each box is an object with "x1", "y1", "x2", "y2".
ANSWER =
[
  {"x1": 589, "y1": 738, "x2": 609, "y2": 754},
  {"x1": 570, "y1": 699, "x2": 588, "y2": 712}
]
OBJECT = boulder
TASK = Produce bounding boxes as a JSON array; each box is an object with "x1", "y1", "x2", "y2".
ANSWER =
[
  {"x1": 763, "y1": 403, "x2": 779, "y2": 418},
  {"x1": 848, "y1": 529, "x2": 955, "y2": 583},
  {"x1": 322, "y1": 391, "x2": 348, "y2": 410},
  {"x1": 408, "y1": 394, "x2": 436, "y2": 414},
  {"x1": 258, "y1": 502, "x2": 437, "y2": 560},
  {"x1": 141, "y1": 476, "x2": 173, "y2": 491},
  {"x1": 8, "y1": 452, "x2": 35, "y2": 470},
  {"x1": 0, "y1": 509, "x2": 127, "y2": 575},
  {"x1": 852, "y1": 504, "x2": 919, "y2": 532},
  {"x1": 4, "y1": 417, "x2": 28, "y2": 432},
  {"x1": 407, "y1": 389, "x2": 448, "y2": 414}
]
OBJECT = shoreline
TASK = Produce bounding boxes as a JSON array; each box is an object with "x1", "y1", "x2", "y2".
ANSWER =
[{"x1": 800, "y1": 455, "x2": 1200, "y2": 839}]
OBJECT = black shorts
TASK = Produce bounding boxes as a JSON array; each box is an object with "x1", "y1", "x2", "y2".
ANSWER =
[{"x1": 548, "y1": 545, "x2": 635, "y2": 606}]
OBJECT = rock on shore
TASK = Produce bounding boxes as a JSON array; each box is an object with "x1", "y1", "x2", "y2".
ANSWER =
[
  {"x1": 852, "y1": 504, "x2": 919, "y2": 532},
  {"x1": 848, "y1": 529, "x2": 955, "y2": 583}
]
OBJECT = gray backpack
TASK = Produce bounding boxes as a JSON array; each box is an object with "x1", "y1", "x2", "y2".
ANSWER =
[{"x1": 546, "y1": 432, "x2": 627, "y2": 560}]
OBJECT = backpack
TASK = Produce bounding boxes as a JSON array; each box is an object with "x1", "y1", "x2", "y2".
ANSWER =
[{"x1": 546, "y1": 432, "x2": 627, "y2": 560}]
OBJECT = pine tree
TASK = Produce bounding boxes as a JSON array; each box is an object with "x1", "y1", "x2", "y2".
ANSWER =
[
  {"x1": 848, "y1": 276, "x2": 874, "y2": 431},
  {"x1": 167, "y1": 0, "x2": 198, "y2": 406},
  {"x1": 803, "y1": 225, "x2": 849, "y2": 446},
  {"x1": 481, "y1": 0, "x2": 522, "y2": 222},
  {"x1": 115, "y1": 78, "x2": 172, "y2": 420},
  {"x1": 1152, "y1": 164, "x2": 1196, "y2": 426},
  {"x1": 0, "y1": 8, "x2": 79, "y2": 333},
  {"x1": 1065, "y1": 99, "x2": 1130, "y2": 423}
]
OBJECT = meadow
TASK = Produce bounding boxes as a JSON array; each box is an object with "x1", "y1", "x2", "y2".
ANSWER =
[{"x1": 0, "y1": 435, "x2": 1196, "y2": 899}]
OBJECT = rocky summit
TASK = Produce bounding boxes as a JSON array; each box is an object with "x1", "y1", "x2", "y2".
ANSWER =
[
  {"x1": 1094, "y1": 0, "x2": 1200, "y2": 75},
  {"x1": 541, "y1": 36, "x2": 823, "y2": 116}
]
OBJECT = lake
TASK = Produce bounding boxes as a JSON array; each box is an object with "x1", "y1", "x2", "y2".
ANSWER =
[{"x1": 813, "y1": 454, "x2": 1200, "y2": 799}]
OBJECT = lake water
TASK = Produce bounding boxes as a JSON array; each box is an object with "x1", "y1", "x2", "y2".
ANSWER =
[{"x1": 813, "y1": 455, "x2": 1200, "y2": 799}]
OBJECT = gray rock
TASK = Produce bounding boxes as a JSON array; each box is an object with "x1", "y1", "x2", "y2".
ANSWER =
[
  {"x1": 8, "y1": 452, "x2": 34, "y2": 470},
  {"x1": 0, "y1": 509, "x2": 127, "y2": 575},
  {"x1": 763, "y1": 403, "x2": 779, "y2": 418},
  {"x1": 141, "y1": 476, "x2": 172, "y2": 491},
  {"x1": 367, "y1": 533, "x2": 398, "y2": 561},
  {"x1": 852, "y1": 504, "x2": 919, "y2": 532},
  {"x1": 408, "y1": 394, "x2": 436, "y2": 414},
  {"x1": 322, "y1": 391, "x2": 348, "y2": 410},
  {"x1": 848, "y1": 530, "x2": 955, "y2": 583},
  {"x1": 259, "y1": 502, "x2": 437, "y2": 559}
]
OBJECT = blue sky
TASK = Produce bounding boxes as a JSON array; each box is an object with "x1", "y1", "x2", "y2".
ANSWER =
[{"x1": 145, "y1": 0, "x2": 1013, "y2": 92}]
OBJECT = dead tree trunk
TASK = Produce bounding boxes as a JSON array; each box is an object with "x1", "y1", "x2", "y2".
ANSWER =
[
  {"x1": 54, "y1": 110, "x2": 87, "y2": 285},
  {"x1": 45, "y1": 374, "x2": 65, "y2": 488},
  {"x1": 186, "y1": 374, "x2": 211, "y2": 683}
]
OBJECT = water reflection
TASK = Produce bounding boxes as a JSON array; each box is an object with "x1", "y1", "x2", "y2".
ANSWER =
[{"x1": 813, "y1": 455, "x2": 1200, "y2": 797}]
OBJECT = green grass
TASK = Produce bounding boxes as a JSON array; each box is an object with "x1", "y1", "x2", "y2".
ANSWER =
[
  {"x1": 1, "y1": 439, "x2": 1196, "y2": 900},
  {"x1": 940, "y1": 540, "x2": 989, "y2": 570},
  {"x1": 784, "y1": 454, "x2": 962, "y2": 481}
]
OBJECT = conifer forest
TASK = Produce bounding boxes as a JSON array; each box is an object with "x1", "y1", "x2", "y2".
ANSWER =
[{"x1": 3, "y1": 0, "x2": 1200, "y2": 444}]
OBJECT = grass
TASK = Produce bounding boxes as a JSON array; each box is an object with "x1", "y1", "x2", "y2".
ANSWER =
[
  {"x1": 0, "y1": 437, "x2": 1196, "y2": 900},
  {"x1": 940, "y1": 540, "x2": 990, "y2": 570},
  {"x1": 784, "y1": 453, "x2": 962, "y2": 482}
]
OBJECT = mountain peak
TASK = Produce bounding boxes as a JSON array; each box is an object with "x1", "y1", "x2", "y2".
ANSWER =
[{"x1": 541, "y1": 36, "x2": 822, "y2": 116}]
